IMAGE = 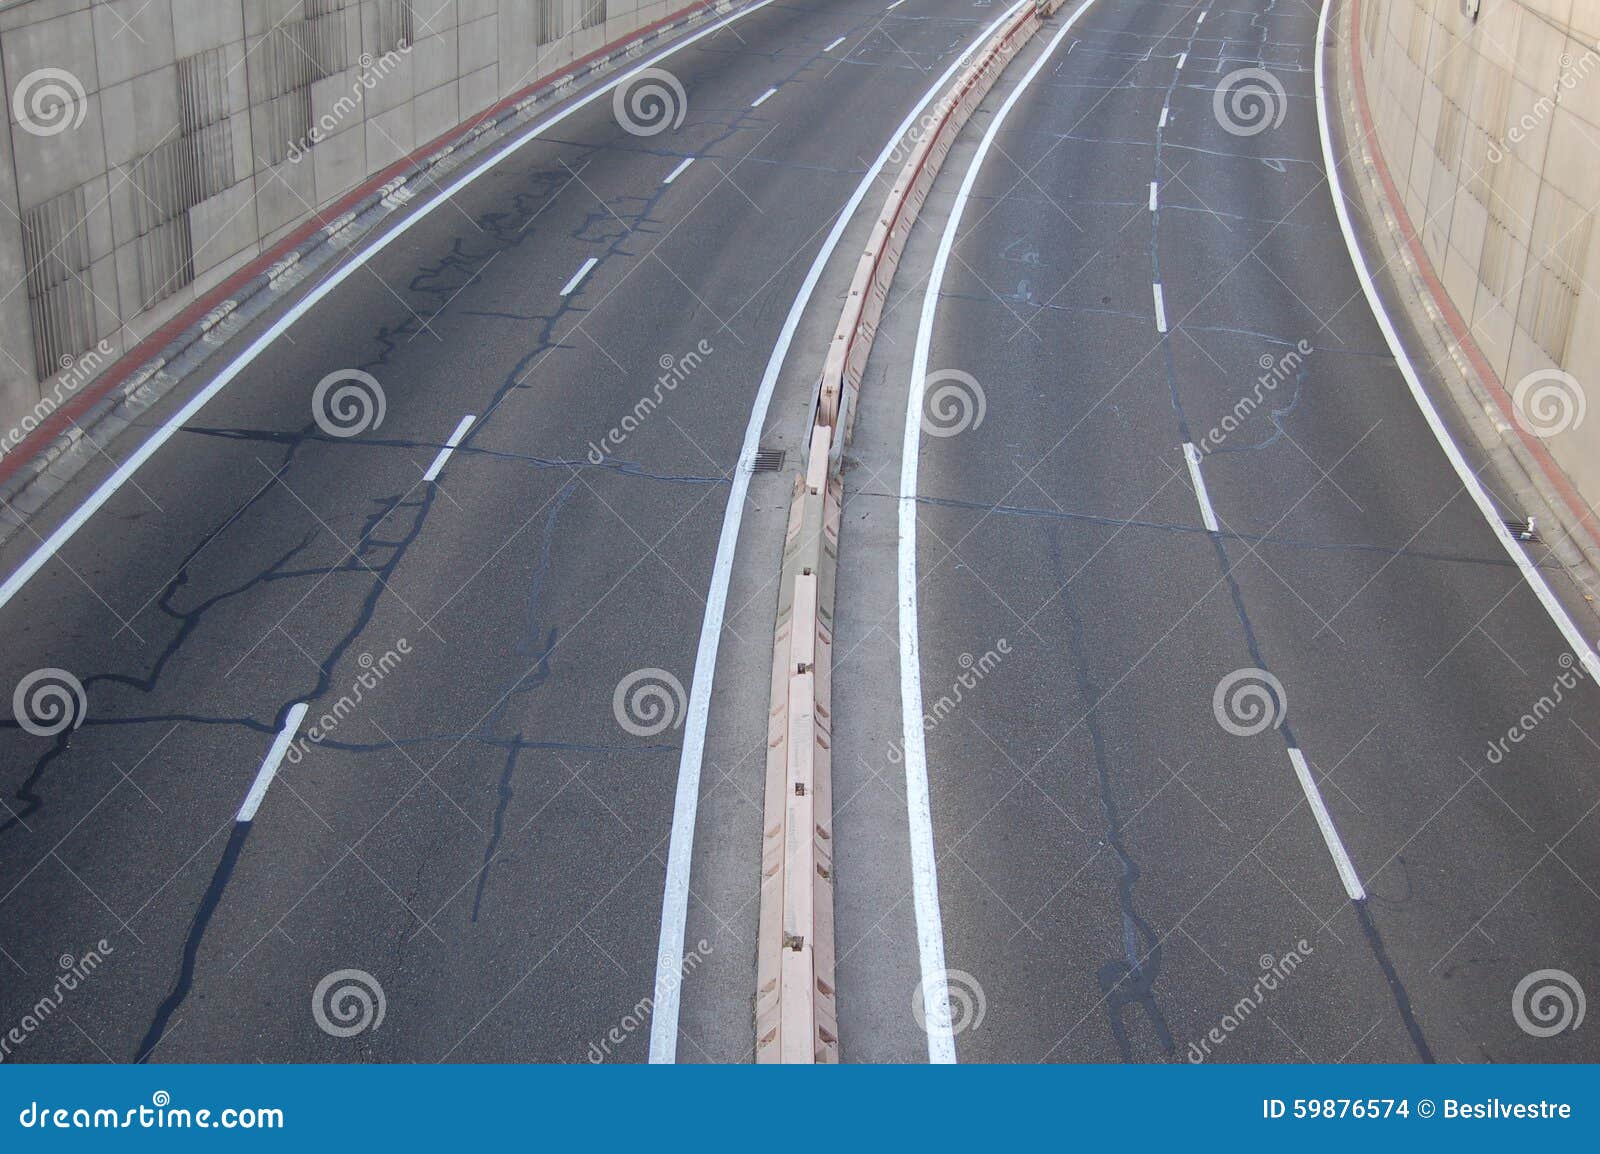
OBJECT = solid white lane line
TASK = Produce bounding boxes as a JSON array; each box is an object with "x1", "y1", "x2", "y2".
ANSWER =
[
  {"x1": 750, "y1": 86, "x2": 777, "y2": 107},
  {"x1": 1159, "y1": 104, "x2": 1169, "y2": 128},
  {"x1": 560, "y1": 257, "x2": 598, "y2": 296},
  {"x1": 824, "y1": 34, "x2": 847, "y2": 52},
  {"x1": 663, "y1": 156, "x2": 695, "y2": 184},
  {"x1": 1152, "y1": 282, "x2": 1167, "y2": 332},
  {"x1": 1176, "y1": 51, "x2": 1186, "y2": 68},
  {"x1": 0, "y1": 0, "x2": 784, "y2": 616},
  {"x1": 423, "y1": 414, "x2": 476, "y2": 482},
  {"x1": 237, "y1": 704, "x2": 309, "y2": 823},
  {"x1": 900, "y1": 0, "x2": 1104, "y2": 1065},
  {"x1": 1149, "y1": 181, "x2": 1158, "y2": 211},
  {"x1": 1313, "y1": 0, "x2": 1600, "y2": 681},
  {"x1": 649, "y1": 0, "x2": 1038, "y2": 1064},
  {"x1": 1182, "y1": 442, "x2": 1219, "y2": 532},
  {"x1": 1287, "y1": 748, "x2": 1366, "y2": 900}
]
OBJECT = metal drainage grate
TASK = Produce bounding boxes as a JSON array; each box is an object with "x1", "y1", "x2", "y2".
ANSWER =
[
  {"x1": 1503, "y1": 516, "x2": 1539, "y2": 543},
  {"x1": 752, "y1": 447, "x2": 786, "y2": 473}
]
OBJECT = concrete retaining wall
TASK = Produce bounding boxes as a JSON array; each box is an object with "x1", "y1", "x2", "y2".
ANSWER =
[
  {"x1": 0, "y1": 0, "x2": 676, "y2": 447},
  {"x1": 1355, "y1": 0, "x2": 1599, "y2": 514}
]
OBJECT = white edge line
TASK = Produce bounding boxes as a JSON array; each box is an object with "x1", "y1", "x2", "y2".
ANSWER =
[
  {"x1": 1152, "y1": 282, "x2": 1167, "y2": 332},
  {"x1": 648, "y1": 0, "x2": 1038, "y2": 1064},
  {"x1": 750, "y1": 86, "x2": 778, "y2": 107},
  {"x1": 1182, "y1": 442, "x2": 1219, "y2": 532},
  {"x1": 0, "y1": 0, "x2": 784, "y2": 614},
  {"x1": 560, "y1": 256, "x2": 599, "y2": 296},
  {"x1": 1288, "y1": 748, "x2": 1366, "y2": 900},
  {"x1": 423, "y1": 413, "x2": 476, "y2": 482},
  {"x1": 236, "y1": 703, "x2": 309, "y2": 822},
  {"x1": 900, "y1": 0, "x2": 1103, "y2": 1066},
  {"x1": 1313, "y1": 0, "x2": 1599, "y2": 680},
  {"x1": 1149, "y1": 180, "x2": 1158, "y2": 211},
  {"x1": 824, "y1": 34, "x2": 847, "y2": 52},
  {"x1": 663, "y1": 156, "x2": 695, "y2": 184}
]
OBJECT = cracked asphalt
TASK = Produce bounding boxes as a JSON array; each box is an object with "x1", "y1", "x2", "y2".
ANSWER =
[
  {"x1": 831, "y1": 0, "x2": 1600, "y2": 1063},
  {"x1": 0, "y1": 0, "x2": 1007, "y2": 1063}
]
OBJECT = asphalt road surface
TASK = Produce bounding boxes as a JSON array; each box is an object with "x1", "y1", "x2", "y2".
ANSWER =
[
  {"x1": 882, "y1": 0, "x2": 1600, "y2": 1063},
  {"x1": 0, "y1": 0, "x2": 1019, "y2": 1063},
  {"x1": 2, "y1": 0, "x2": 1596, "y2": 1068}
]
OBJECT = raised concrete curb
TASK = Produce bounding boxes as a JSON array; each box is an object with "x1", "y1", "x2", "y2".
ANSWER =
[
  {"x1": 1335, "y1": 0, "x2": 1600, "y2": 604},
  {"x1": 753, "y1": 0, "x2": 1064, "y2": 1063}
]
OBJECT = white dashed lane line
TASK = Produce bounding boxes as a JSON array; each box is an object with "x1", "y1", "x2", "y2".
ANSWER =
[
  {"x1": 423, "y1": 414, "x2": 476, "y2": 483},
  {"x1": 1176, "y1": 51, "x2": 1186, "y2": 68},
  {"x1": 236, "y1": 704, "x2": 309, "y2": 822},
  {"x1": 824, "y1": 34, "x2": 847, "y2": 52},
  {"x1": 1159, "y1": 104, "x2": 1169, "y2": 127},
  {"x1": 1149, "y1": 181, "x2": 1158, "y2": 210},
  {"x1": 1288, "y1": 748, "x2": 1367, "y2": 900},
  {"x1": 750, "y1": 87, "x2": 777, "y2": 107},
  {"x1": 663, "y1": 156, "x2": 695, "y2": 184},
  {"x1": 1152, "y1": 282, "x2": 1167, "y2": 332},
  {"x1": 1182, "y1": 442, "x2": 1219, "y2": 532},
  {"x1": 560, "y1": 256, "x2": 598, "y2": 296}
]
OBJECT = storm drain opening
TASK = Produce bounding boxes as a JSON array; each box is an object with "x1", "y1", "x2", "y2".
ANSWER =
[{"x1": 753, "y1": 447, "x2": 787, "y2": 473}]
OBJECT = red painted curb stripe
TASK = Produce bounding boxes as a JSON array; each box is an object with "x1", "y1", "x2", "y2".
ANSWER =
[
  {"x1": 1346, "y1": 0, "x2": 1600, "y2": 551},
  {"x1": 0, "y1": 0, "x2": 722, "y2": 489}
]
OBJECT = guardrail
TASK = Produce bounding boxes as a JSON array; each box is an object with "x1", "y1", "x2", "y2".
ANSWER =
[{"x1": 754, "y1": 0, "x2": 1066, "y2": 1064}]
